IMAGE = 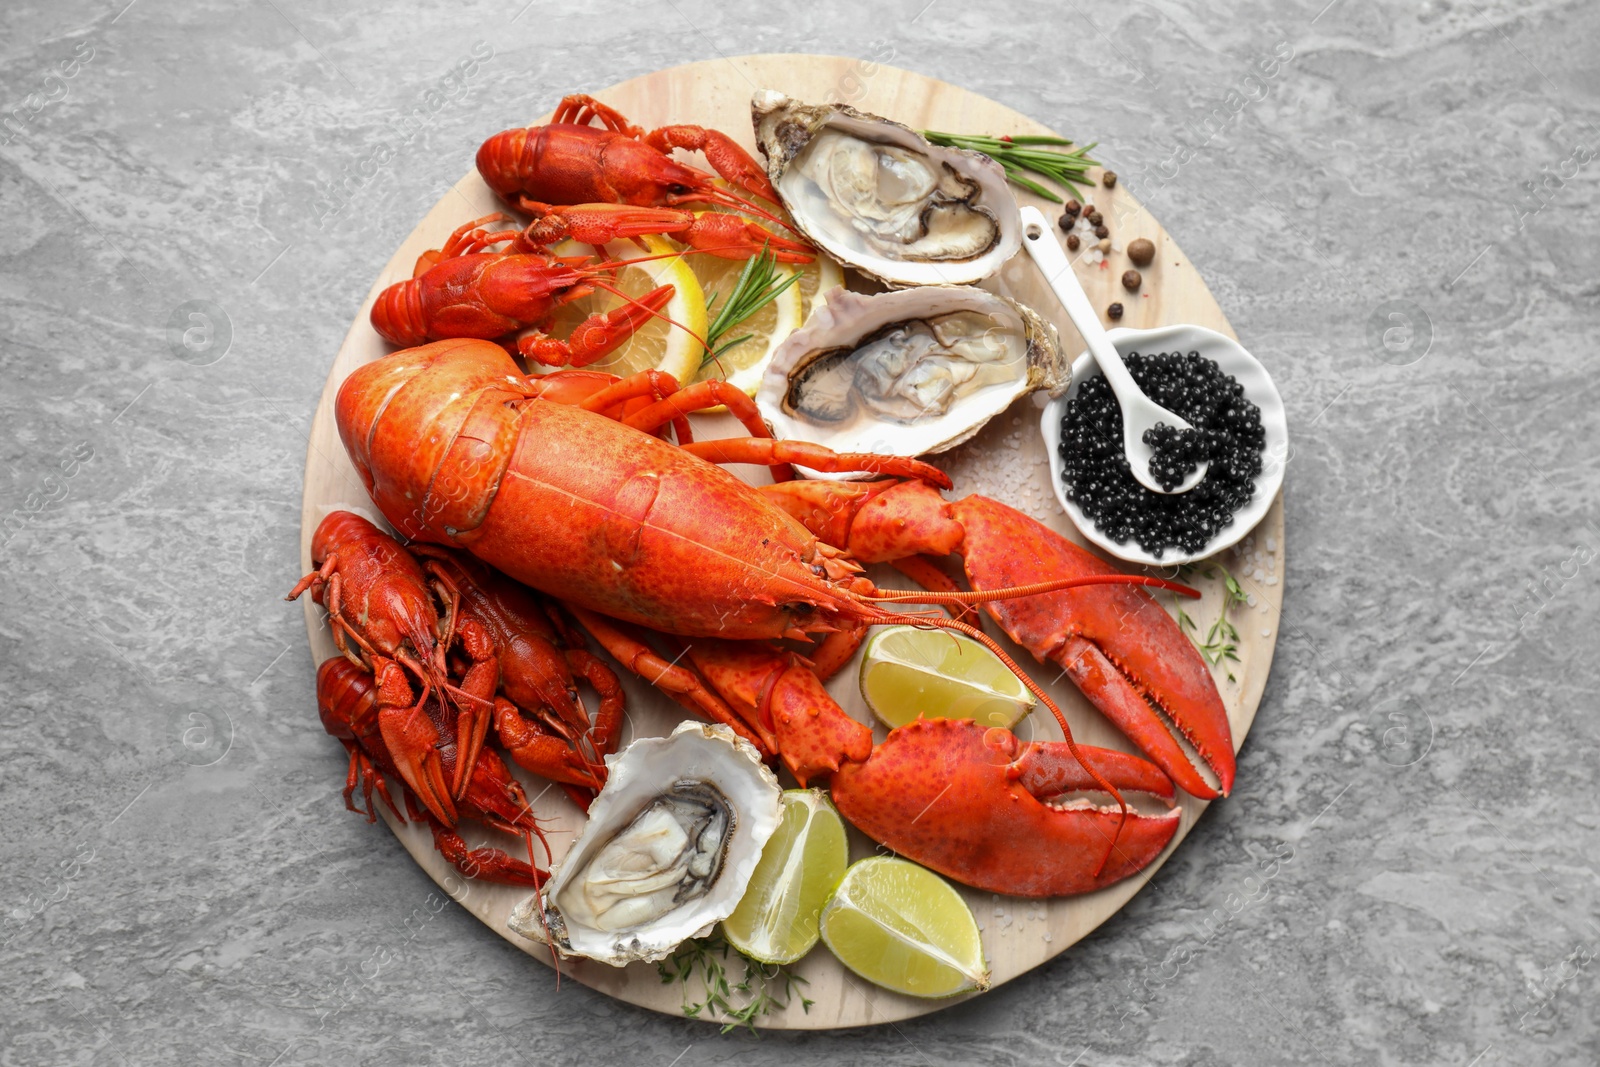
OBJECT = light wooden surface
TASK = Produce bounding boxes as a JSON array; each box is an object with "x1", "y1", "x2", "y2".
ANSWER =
[{"x1": 299, "y1": 54, "x2": 1286, "y2": 1029}]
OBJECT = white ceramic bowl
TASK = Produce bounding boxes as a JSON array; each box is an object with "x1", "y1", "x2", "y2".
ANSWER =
[{"x1": 1040, "y1": 323, "x2": 1288, "y2": 567}]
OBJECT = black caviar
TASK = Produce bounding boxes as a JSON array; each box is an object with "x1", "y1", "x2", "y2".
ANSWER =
[
  {"x1": 1059, "y1": 351, "x2": 1265, "y2": 556},
  {"x1": 1144, "y1": 422, "x2": 1206, "y2": 491}
]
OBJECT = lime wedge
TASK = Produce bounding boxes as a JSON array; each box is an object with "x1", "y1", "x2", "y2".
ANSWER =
[
  {"x1": 859, "y1": 625, "x2": 1036, "y2": 730},
  {"x1": 820, "y1": 857, "x2": 989, "y2": 998},
  {"x1": 723, "y1": 789, "x2": 848, "y2": 965}
]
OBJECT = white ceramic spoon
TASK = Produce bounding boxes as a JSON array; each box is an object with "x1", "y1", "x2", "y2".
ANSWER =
[{"x1": 1018, "y1": 205, "x2": 1206, "y2": 494}]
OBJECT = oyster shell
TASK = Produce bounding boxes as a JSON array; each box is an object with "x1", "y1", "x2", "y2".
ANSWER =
[
  {"x1": 756, "y1": 286, "x2": 1066, "y2": 474},
  {"x1": 752, "y1": 90, "x2": 1021, "y2": 287},
  {"x1": 507, "y1": 722, "x2": 781, "y2": 967}
]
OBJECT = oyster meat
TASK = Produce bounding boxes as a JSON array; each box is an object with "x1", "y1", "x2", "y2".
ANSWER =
[
  {"x1": 757, "y1": 286, "x2": 1066, "y2": 472},
  {"x1": 752, "y1": 90, "x2": 1021, "y2": 287},
  {"x1": 508, "y1": 722, "x2": 781, "y2": 967}
]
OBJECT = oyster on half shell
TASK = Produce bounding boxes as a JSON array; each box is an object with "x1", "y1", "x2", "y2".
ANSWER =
[
  {"x1": 756, "y1": 286, "x2": 1067, "y2": 475},
  {"x1": 507, "y1": 722, "x2": 781, "y2": 967},
  {"x1": 752, "y1": 91, "x2": 1021, "y2": 287}
]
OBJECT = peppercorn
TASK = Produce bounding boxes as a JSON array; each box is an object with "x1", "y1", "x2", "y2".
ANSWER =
[
  {"x1": 1127, "y1": 237, "x2": 1155, "y2": 267},
  {"x1": 1122, "y1": 269, "x2": 1142, "y2": 291},
  {"x1": 1102, "y1": 171, "x2": 1118, "y2": 188},
  {"x1": 1087, "y1": 210, "x2": 1104, "y2": 226},
  {"x1": 1063, "y1": 199, "x2": 1082, "y2": 216},
  {"x1": 1066, "y1": 233, "x2": 1080, "y2": 251},
  {"x1": 1058, "y1": 212, "x2": 1075, "y2": 233},
  {"x1": 1094, "y1": 224, "x2": 1109, "y2": 239},
  {"x1": 1107, "y1": 302, "x2": 1124, "y2": 320}
]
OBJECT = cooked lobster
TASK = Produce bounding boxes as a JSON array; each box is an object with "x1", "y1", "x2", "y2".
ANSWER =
[{"x1": 329, "y1": 337, "x2": 1235, "y2": 897}]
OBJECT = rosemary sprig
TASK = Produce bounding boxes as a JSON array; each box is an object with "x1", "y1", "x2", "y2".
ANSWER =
[
  {"x1": 920, "y1": 130, "x2": 1102, "y2": 204},
  {"x1": 657, "y1": 934, "x2": 813, "y2": 1035},
  {"x1": 700, "y1": 242, "x2": 803, "y2": 367}
]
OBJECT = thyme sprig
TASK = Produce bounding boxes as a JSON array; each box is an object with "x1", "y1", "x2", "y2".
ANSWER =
[
  {"x1": 920, "y1": 130, "x2": 1102, "y2": 203},
  {"x1": 1174, "y1": 564, "x2": 1248, "y2": 682},
  {"x1": 700, "y1": 242, "x2": 803, "y2": 366},
  {"x1": 657, "y1": 934, "x2": 813, "y2": 1035}
]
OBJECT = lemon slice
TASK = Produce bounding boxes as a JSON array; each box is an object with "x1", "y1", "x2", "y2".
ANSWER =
[
  {"x1": 687, "y1": 197, "x2": 845, "y2": 397},
  {"x1": 701, "y1": 179, "x2": 845, "y2": 314},
  {"x1": 859, "y1": 625, "x2": 1036, "y2": 731},
  {"x1": 538, "y1": 235, "x2": 706, "y2": 384},
  {"x1": 795, "y1": 251, "x2": 845, "y2": 317},
  {"x1": 723, "y1": 790, "x2": 849, "y2": 965},
  {"x1": 691, "y1": 255, "x2": 803, "y2": 397},
  {"x1": 820, "y1": 857, "x2": 989, "y2": 998}
]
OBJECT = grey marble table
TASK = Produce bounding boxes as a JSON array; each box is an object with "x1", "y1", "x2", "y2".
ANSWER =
[{"x1": 3, "y1": 1, "x2": 1596, "y2": 1063}]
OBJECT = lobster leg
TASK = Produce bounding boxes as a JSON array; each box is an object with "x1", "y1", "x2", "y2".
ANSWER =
[
  {"x1": 685, "y1": 641, "x2": 872, "y2": 784},
  {"x1": 613, "y1": 380, "x2": 953, "y2": 489},
  {"x1": 338, "y1": 740, "x2": 380, "y2": 822},
  {"x1": 517, "y1": 283, "x2": 675, "y2": 367},
  {"x1": 831, "y1": 718, "x2": 1179, "y2": 897},
  {"x1": 644, "y1": 124, "x2": 781, "y2": 206},
  {"x1": 566, "y1": 648, "x2": 626, "y2": 760},
  {"x1": 565, "y1": 606, "x2": 767, "y2": 752},
  {"x1": 803, "y1": 616, "x2": 872, "y2": 682},
  {"x1": 681, "y1": 437, "x2": 953, "y2": 488},
  {"x1": 619, "y1": 379, "x2": 791, "y2": 480}
]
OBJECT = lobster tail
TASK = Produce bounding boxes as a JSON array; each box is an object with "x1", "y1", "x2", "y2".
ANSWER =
[{"x1": 336, "y1": 339, "x2": 525, "y2": 544}]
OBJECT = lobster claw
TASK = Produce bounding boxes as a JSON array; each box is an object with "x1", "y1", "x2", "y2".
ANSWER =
[
  {"x1": 830, "y1": 719, "x2": 1180, "y2": 898},
  {"x1": 951, "y1": 495, "x2": 1238, "y2": 799}
]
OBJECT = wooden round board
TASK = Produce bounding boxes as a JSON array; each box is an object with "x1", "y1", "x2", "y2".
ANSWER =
[{"x1": 299, "y1": 55, "x2": 1286, "y2": 1028}]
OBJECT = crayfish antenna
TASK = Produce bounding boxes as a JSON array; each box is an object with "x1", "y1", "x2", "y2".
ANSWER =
[{"x1": 584, "y1": 277, "x2": 713, "y2": 358}]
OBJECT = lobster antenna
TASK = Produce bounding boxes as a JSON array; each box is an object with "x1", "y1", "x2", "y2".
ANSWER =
[{"x1": 863, "y1": 573, "x2": 1202, "y2": 605}]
